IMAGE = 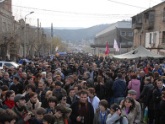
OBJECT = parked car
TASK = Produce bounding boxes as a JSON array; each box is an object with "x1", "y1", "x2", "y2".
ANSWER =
[{"x1": 0, "y1": 61, "x2": 19, "y2": 69}]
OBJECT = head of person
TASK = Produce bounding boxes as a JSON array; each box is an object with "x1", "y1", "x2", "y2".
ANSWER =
[
  {"x1": 73, "y1": 85, "x2": 82, "y2": 94},
  {"x1": 88, "y1": 88, "x2": 96, "y2": 98},
  {"x1": 25, "y1": 84, "x2": 36, "y2": 93},
  {"x1": 54, "y1": 105, "x2": 64, "y2": 118},
  {"x1": 38, "y1": 81, "x2": 45, "y2": 91},
  {"x1": 3, "y1": 72, "x2": 9, "y2": 80},
  {"x1": 45, "y1": 90, "x2": 53, "y2": 100},
  {"x1": 0, "y1": 109, "x2": 17, "y2": 124},
  {"x1": 131, "y1": 74, "x2": 137, "y2": 79},
  {"x1": 127, "y1": 90, "x2": 137, "y2": 100},
  {"x1": 27, "y1": 76, "x2": 34, "y2": 84},
  {"x1": 29, "y1": 92, "x2": 38, "y2": 103},
  {"x1": 55, "y1": 81, "x2": 62, "y2": 90},
  {"x1": 59, "y1": 95, "x2": 67, "y2": 104},
  {"x1": 79, "y1": 90, "x2": 88, "y2": 104},
  {"x1": 117, "y1": 73, "x2": 122, "y2": 79},
  {"x1": 43, "y1": 114, "x2": 55, "y2": 124},
  {"x1": 156, "y1": 78, "x2": 163, "y2": 89},
  {"x1": 13, "y1": 76, "x2": 19, "y2": 84},
  {"x1": 83, "y1": 71, "x2": 90, "y2": 80},
  {"x1": 161, "y1": 91, "x2": 165, "y2": 100},
  {"x1": 110, "y1": 103, "x2": 121, "y2": 115},
  {"x1": 144, "y1": 77, "x2": 151, "y2": 84},
  {"x1": 14, "y1": 94, "x2": 26, "y2": 110},
  {"x1": 22, "y1": 72, "x2": 27, "y2": 79},
  {"x1": 35, "y1": 107, "x2": 46, "y2": 121},
  {"x1": 99, "y1": 99, "x2": 109, "y2": 112},
  {"x1": 48, "y1": 96, "x2": 58, "y2": 109},
  {"x1": 122, "y1": 97, "x2": 135, "y2": 113},
  {"x1": 5, "y1": 90, "x2": 15, "y2": 101},
  {"x1": 68, "y1": 88, "x2": 75, "y2": 97}
]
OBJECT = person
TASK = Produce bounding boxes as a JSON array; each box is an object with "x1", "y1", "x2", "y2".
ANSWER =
[
  {"x1": 106, "y1": 103, "x2": 128, "y2": 124},
  {"x1": 127, "y1": 90, "x2": 141, "y2": 124},
  {"x1": 127, "y1": 74, "x2": 141, "y2": 100},
  {"x1": 87, "y1": 87, "x2": 100, "y2": 113},
  {"x1": 3, "y1": 90, "x2": 15, "y2": 109},
  {"x1": 12, "y1": 94, "x2": 31, "y2": 124},
  {"x1": 66, "y1": 88, "x2": 78, "y2": 105},
  {"x1": 70, "y1": 89, "x2": 94, "y2": 124},
  {"x1": 26, "y1": 92, "x2": 41, "y2": 114},
  {"x1": 152, "y1": 79, "x2": 165, "y2": 124},
  {"x1": 112, "y1": 73, "x2": 127, "y2": 104},
  {"x1": 57, "y1": 95, "x2": 70, "y2": 108},
  {"x1": 121, "y1": 97, "x2": 136, "y2": 124},
  {"x1": 53, "y1": 81, "x2": 67, "y2": 101},
  {"x1": 10, "y1": 76, "x2": 23, "y2": 94},
  {"x1": 0, "y1": 109, "x2": 17, "y2": 124},
  {"x1": 46, "y1": 96, "x2": 58, "y2": 114},
  {"x1": 160, "y1": 91, "x2": 165, "y2": 124},
  {"x1": 93, "y1": 99, "x2": 109, "y2": 124},
  {"x1": 43, "y1": 114, "x2": 55, "y2": 124},
  {"x1": 29, "y1": 107, "x2": 46, "y2": 124}
]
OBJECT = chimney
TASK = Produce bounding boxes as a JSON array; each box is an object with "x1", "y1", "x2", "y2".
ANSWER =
[{"x1": 4, "y1": 0, "x2": 12, "y2": 12}]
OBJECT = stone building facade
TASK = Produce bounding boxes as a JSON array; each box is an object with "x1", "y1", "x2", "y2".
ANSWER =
[{"x1": 132, "y1": 1, "x2": 165, "y2": 55}]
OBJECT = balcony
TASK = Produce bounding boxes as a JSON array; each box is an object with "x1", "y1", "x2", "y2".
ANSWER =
[
  {"x1": 132, "y1": 23, "x2": 142, "y2": 29},
  {"x1": 144, "y1": 20, "x2": 154, "y2": 30}
]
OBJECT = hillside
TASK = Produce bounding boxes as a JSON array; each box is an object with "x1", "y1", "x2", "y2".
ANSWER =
[{"x1": 44, "y1": 24, "x2": 110, "y2": 42}]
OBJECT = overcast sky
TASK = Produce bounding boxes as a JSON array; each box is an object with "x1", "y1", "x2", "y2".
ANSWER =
[{"x1": 12, "y1": 0, "x2": 162, "y2": 28}]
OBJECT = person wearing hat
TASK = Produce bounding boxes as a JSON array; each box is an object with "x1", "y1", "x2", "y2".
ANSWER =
[
  {"x1": 127, "y1": 90, "x2": 141, "y2": 124},
  {"x1": 12, "y1": 94, "x2": 31, "y2": 124}
]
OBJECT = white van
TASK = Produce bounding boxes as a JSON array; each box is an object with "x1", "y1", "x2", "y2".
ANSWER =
[{"x1": 0, "y1": 61, "x2": 19, "y2": 69}]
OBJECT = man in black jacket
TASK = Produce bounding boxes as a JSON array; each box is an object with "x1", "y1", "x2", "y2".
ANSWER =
[{"x1": 70, "y1": 90, "x2": 94, "y2": 124}]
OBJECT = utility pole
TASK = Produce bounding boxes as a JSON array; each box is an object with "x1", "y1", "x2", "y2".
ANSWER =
[
  {"x1": 51, "y1": 23, "x2": 53, "y2": 54},
  {"x1": 24, "y1": 11, "x2": 34, "y2": 58}
]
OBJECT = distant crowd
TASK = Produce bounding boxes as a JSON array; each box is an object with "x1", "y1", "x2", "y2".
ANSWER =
[{"x1": 0, "y1": 53, "x2": 165, "y2": 124}]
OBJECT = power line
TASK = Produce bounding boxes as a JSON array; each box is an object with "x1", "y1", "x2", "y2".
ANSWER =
[
  {"x1": 108, "y1": 0, "x2": 146, "y2": 9},
  {"x1": 11, "y1": 4, "x2": 134, "y2": 17}
]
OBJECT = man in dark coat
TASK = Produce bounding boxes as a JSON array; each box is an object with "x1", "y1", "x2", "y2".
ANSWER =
[{"x1": 70, "y1": 90, "x2": 94, "y2": 124}]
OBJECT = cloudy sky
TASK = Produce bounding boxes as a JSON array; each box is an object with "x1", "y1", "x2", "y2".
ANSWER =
[{"x1": 12, "y1": 0, "x2": 163, "y2": 28}]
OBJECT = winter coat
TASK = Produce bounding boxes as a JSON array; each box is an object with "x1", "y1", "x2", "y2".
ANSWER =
[
  {"x1": 93, "y1": 109, "x2": 109, "y2": 124},
  {"x1": 127, "y1": 79, "x2": 141, "y2": 100},
  {"x1": 70, "y1": 101, "x2": 94, "y2": 124},
  {"x1": 106, "y1": 112, "x2": 128, "y2": 124},
  {"x1": 26, "y1": 100, "x2": 41, "y2": 114},
  {"x1": 112, "y1": 79, "x2": 126, "y2": 98},
  {"x1": 121, "y1": 107, "x2": 136, "y2": 124}
]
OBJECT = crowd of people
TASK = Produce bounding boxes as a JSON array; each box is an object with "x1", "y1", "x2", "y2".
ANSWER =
[{"x1": 0, "y1": 53, "x2": 165, "y2": 124}]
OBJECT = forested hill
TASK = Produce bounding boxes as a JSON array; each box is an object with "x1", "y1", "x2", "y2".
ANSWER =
[{"x1": 44, "y1": 24, "x2": 110, "y2": 42}]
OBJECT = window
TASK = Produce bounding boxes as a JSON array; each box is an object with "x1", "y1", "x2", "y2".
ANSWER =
[
  {"x1": 149, "y1": 33, "x2": 152, "y2": 44},
  {"x1": 120, "y1": 31, "x2": 126, "y2": 36},
  {"x1": 127, "y1": 32, "x2": 133, "y2": 37},
  {"x1": 162, "y1": 31, "x2": 165, "y2": 43},
  {"x1": 2, "y1": 22, "x2": 7, "y2": 32},
  {"x1": 4, "y1": 63, "x2": 13, "y2": 67},
  {"x1": 0, "y1": 63, "x2": 2, "y2": 67},
  {"x1": 153, "y1": 32, "x2": 157, "y2": 44}
]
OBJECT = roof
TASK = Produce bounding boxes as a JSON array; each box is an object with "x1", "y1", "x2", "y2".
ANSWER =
[
  {"x1": 95, "y1": 21, "x2": 132, "y2": 38},
  {"x1": 132, "y1": 1, "x2": 165, "y2": 18},
  {"x1": 113, "y1": 46, "x2": 164, "y2": 59}
]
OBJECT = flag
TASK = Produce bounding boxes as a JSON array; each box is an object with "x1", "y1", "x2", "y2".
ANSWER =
[
  {"x1": 55, "y1": 46, "x2": 59, "y2": 51},
  {"x1": 113, "y1": 39, "x2": 120, "y2": 52},
  {"x1": 105, "y1": 42, "x2": 110, "y2": 55}
]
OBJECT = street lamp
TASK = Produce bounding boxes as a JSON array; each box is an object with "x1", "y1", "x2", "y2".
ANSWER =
[{"x1": 23, "y1": 11, "x2": 34, "y2": 58}]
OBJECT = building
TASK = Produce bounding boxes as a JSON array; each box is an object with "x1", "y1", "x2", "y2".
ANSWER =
[
  {"x1": 132, "y1": 1, "x2": 165, "y2": 55},
  {"x1": 0, "y1": 0, "x2": 17, "y2": 60},
  {"x1": 91, "y1": 21, "x2": 133, "y2": 55}
]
